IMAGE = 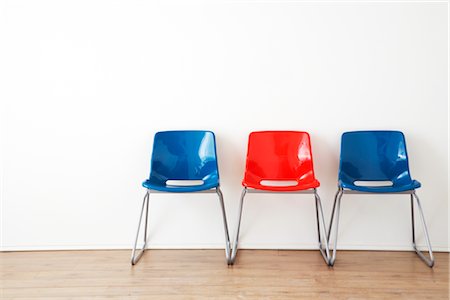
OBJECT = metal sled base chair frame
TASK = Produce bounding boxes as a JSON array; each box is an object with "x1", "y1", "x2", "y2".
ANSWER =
[
  {"x1": 131, "y1": 187, "x2": 232, "y2": 265},
  {"x1": 327, "y1": 188, "x2": 434, "y2": 267},
  {"x1": 230, "y1": 187, "x2": 331, "y2": 265}
]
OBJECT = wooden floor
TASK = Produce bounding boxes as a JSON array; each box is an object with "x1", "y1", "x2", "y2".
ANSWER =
[{"x1": 0, "y1": 250, "x2": 448, "y2": 299}]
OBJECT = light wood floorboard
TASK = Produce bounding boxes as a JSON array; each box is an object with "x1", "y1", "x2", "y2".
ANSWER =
[{"x1": 0, "y1": 250, "x2": 448, "y2": 299}]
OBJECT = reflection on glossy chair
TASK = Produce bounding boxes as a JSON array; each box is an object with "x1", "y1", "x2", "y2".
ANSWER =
[
  {"x1": 327, "y1": 131, "x2": 434, "y2": 267},
  {"x1": 230, "y1": 131, "x2": 330, "y2": 265},
  {"x1": 131, "y1": 130, "x2": 232, "y2": 265}
]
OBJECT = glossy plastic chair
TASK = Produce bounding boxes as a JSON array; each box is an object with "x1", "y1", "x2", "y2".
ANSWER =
[
  {"x1": 230, "y1": 131, "x2": 330, "y2": 265},
  {"x1": 327, "y1": 131, "x2": 434, "y2": 267},
  {"x1": 131, "y1": 130, "x2": 232, "y2": 265}
]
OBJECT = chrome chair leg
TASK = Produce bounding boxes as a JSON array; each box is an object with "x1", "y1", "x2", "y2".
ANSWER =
[
  {"x1": 216, "y1": 187, "x2": 232, "y2": 264},
  {"x1": 131, "y1": 191, "x2": 150, "y2": 265},
  {"x1": 327, "y1": 188, "x2": 343, "y2": 266},
  {"x1": 314, "y1": 189, "x2": 331, "y2": 265},
  {"x1": 230, "y1": 187, "x2": 247, "y2": 264},
  {"x1": 411, "y1": 192, "x2": 434, "y2": 267}
]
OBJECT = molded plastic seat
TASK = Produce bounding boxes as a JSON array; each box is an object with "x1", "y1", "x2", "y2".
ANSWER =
[
  {"x1": 132, "y1": 130, "x2": 232, "y2": 265},
  {"x1": 242, "y1": 131, "x2": 320, "y2": 191},
  {"x1": 231, "y1": 131, "x2": 330, "y2": 265},
  {"x1": 328, "y1": 130, "x2": 434, "y2": 268},
  {"x1": 338, "y1": 131, "x2": 421, "y2": 193},
  {"x1": 142, "y1": 130, "x2": 220, "y2": 193}
]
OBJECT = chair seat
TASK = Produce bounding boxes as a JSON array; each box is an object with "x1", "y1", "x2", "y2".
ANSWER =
[
  {"x1": 243, "y1": 179, "x2": 320, "y2": 192},
  {"x1": 142, "y1": 179, "x2": 219, "y2": 193},
  {"x1": 339, "y1": 180, "x2": 421, "y2": 193}
]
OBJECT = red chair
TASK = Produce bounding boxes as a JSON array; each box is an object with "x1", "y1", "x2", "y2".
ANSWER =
[{"x1": 230, "y1": 131, "x2": 330, "y2": 265}]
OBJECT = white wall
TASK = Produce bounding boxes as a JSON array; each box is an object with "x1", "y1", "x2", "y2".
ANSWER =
[{"x1": 0, "y1": 1, "x2": 448, "y2": 252}]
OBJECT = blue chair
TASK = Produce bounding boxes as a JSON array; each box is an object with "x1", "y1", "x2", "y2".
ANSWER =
[
  {"x1": 327, "y1": 131, "x2": 434, "y2": 267},
  {"x1": 131, "y1": 130, "x2": 232, "y2": 265}
]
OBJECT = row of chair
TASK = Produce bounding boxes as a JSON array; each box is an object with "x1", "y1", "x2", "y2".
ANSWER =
[{"x1": 131, "y1": 130, "x2": 434, "y2": 268}]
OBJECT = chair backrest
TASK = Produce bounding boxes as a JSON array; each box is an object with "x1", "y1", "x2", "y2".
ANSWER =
[
  {"x1": 149, "y1": 131, "x2": 219, "y2": 182},
  {"x1": 243, "y1": 131, "x2": 316, "y2": 185},
  {"x1": 339, "y1": 131, "x2": 412, "y2": 185}
]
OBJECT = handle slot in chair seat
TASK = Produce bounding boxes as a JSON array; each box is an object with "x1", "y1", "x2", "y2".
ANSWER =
[
  {"x1": 166, "y1": 180, "x2": 204, "y2": 186},
  {"x1": 260, "y1": 180, "x2": 298, "y2": 187},
  {"x1": 354, "y1": 180, "x2": 393, "y2": 187}
]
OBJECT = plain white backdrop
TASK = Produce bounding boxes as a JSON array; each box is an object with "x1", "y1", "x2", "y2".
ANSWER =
[{"x1": 0, "y1": 1, "x2": 448, "y2": 252}]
